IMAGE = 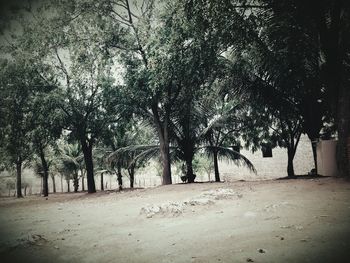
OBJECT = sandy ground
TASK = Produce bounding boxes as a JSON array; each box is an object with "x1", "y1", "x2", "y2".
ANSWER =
[{"x1": 0, "y1": 177, "x2": 350, "y2": 263}]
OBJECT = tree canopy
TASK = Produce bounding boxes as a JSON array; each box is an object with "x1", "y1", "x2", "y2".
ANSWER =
[{"x1": 0, "y1": 0, "x2": 348, "y2": 197}]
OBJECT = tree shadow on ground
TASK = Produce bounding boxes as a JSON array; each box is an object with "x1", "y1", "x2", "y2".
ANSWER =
[{"x1": 276, "y1": 174, "x2": 330, "y2": 180}]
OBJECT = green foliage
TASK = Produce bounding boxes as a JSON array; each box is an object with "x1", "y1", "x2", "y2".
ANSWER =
[
  {"x1": 56, "y1": 141, "x2": 84, "y2": 177},
  {"x1": 1, "y1": 0, "x2": 346, "y2": 189},
  {"x1": 0, "y1": 57, "x2": 53, "y2": 174}
]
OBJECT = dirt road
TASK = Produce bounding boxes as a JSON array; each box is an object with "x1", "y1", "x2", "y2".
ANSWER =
[{"x1": 0, "y1": 177, "x2": 350, "y2": 263}]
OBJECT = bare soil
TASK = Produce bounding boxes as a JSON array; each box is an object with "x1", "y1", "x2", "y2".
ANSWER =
[{"x1": 1, "y1": 177, "x2": 350, "y2": 263}]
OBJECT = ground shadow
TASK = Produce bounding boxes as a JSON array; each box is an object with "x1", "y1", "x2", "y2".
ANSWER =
[{"x1": 276, "y1": 174, "x2": 330, "y2": 180}]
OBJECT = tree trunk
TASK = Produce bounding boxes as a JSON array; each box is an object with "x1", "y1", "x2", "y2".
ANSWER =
[
  {"x1": 128, "y1": 167, "x2": 135, "y2": 188},
  {"x1": 81, "y1": 171, "x2": 85, "y2": 191},
  {"x1": 336, "y1": 83, "x2": 350, "y2": 177},
  {"x1": 81, "y1": 139, "x2": 96, "y2": 193},
  {"x1": 152, "y1": 105, "x2": 172, "y2": 185},
  {"x1": 41, "y1": 177, "x2": 43, "y2": 195},
  {"x1": 317, "y1": 1, "x2": 350, "y2": 177},
  {"x1": 67, "y1": 180, "x2": 70, "y2": 193},
  {"x1": 39, "y1": 147, "x2": 49, "y2": 197},
  {"x1": 16, "y1": 160, "x2": 23, "y2": 198},
  {"x1": 60, "y1": 175, "x2": 63, "y2": 193},
  {"x1": 117, "y1": 165, "x2": 123, "y2": 191},
  {"x1": 73, "y1": 175, "x2": 79, "y2": 192},
  {"x1": 213, "y1": 150, "x2": 220, "y2": 182},
  {"x1": 311, "y1": 140, "x2": 318, "y2": 174},
  {"x1": 51, "y1": 174, "x2": 56, "y2": 193},
  {"x1": 186, "y1": 156, "x2": 195, "y2": 183},
  {"x1": 287, "y1": 148, "x2": 295, "y2": 177},
  {"x1": 24, "y1": 185, "x2": 27, "y2": 196},
  {"x1": 100, "y1": 173, "x2": 104, "y2": 191},
  {"x1": 159, "y1": 127, "x2": 172, "y2": 185}
]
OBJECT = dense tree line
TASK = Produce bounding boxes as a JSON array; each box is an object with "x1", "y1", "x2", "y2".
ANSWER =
[{"x1": 0, "y1": 0, "x2": 348, "y2": 197}]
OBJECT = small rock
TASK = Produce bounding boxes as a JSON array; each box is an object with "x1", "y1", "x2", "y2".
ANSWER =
[
  {"x1": 258, "y1": 248, "x2": 266, "y2": 253},
  {"x1": 280, "y1": 225, "x2": 291, "y2": 229},
  {"x1": 319, "y1": 215, "x2": 329, "y2": 217},
  {"x1": 128, "y1": 233, "x2": 132, "y2": 236},
  {"x1": 246, "y1": 258, "x2": 254, "y2": 262},
  {"x1": 61, "y1": 238, "x2": 65, "y2": 240},
  {"x1": 54, "y1": 246, "x2": 59, "y2": 249},
  {"x1": 300, "y1": 239, "x2": 307, "y2": 242},
  {"x1": 244, "y1": 211, "x2": 257, "y2": 218},
  {"x1": 280, "y1": 237, "x2": 284, "y2": 240}
]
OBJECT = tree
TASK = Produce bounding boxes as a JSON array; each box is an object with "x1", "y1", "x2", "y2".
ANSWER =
[
  {"x1": 57, "y1": 142, "x2": 84, "y2": 193},
  {"x1": 278, "y1": 0, "x2": 350, "y2": 176},
  {"x1": 98, "y1": 0, "x2": 188, "y2": 185},
  {"x1": 195, "y1": 83, "x2": 254, "y2": 182},
  {"x1": 106, "y1": 122, "x2": 153, "y2": 188},
  {"x1": 0, "y1": 58, "x2": 46, "y2": 197},
  {"x1": 189, "y1": 0, "x2": 332, "y2": 177},
  {"x1": 31, "y1": 146, "x2": 59, "y2": 195},
  {"x1": 30, "y1": 81, "x2": 62, "y2": 197},
  {"x1": 250, "y1": 0, "x2": 329, "y2": 175},
  {"x1": 15, "y1": 0, "x2": 124, "y2": 193},
  {"x1": 237, "y1": 0, "x2": 349, "y2": 176},
  {"x1": 95, "y1": 0, "x2": 256, "y2": 184}
]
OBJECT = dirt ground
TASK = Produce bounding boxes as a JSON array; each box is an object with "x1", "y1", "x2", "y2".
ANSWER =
[{"x1": 0, "y1": 177, "x2": 350, "y2": 263}]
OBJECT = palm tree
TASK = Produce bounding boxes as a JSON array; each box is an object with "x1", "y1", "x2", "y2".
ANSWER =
[
  {"x1": 215, "y1": 15, "x2": 319, "y2": 177},
  {"x1": 32, "y1": 146, "x2": 57, "y2": 195},
  {"x1": 109, "y1": 97, "x2": 256, "y2": 184},
  {"x1": 106, "y1": 123, "x2": 155, "y2": 189},
  {"x1": 57, "y1": 142, "x2": 84, "y2": 192},
  {"x1": 171, "y1": 94, "x2": 256, "y2": 183}
]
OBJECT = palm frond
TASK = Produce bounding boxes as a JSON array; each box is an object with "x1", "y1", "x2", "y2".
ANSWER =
[
  {"x1": 96, "y1": 169, "x2": 112, "y2": 175},
  {"x1": 107, "y1": 143, "x2": 183, "y2": 169},
  {"x1": 199, "y1": 146, "x2": 256, "y2": 174},
  {"x1": 199, "y1": 114, "x2": 228, "y2": 138},
  {"x1": 129, "y1": 146, "x2": 160, "y2": 166},
  {"x1": 108, "y1": 144, "x2": 159, "y2": 161},
  {"x1": 107, "y1": 144, "x2": 160, "y2": 168}
]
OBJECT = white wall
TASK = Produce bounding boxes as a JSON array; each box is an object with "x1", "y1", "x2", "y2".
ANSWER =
[{"x1": 219, "y1": 134, "x2": 314, "y2": 181}]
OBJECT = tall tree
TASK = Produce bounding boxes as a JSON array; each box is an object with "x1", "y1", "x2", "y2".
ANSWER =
[
  {"x1": 30, "y1": 78, "x2": 61, "y2": 197},
  {"x1": 97, "y1": 0, "x2": 197, "y2": 185},
  {"x1": 0, "y1": 58, "x2": 47, "y2": 197},
  {"x1": 16, "y1": 0, "x2": 124, "y2": 193},
  {"x1": 184, "y1": 0, "x2": 331, "y2": 175}
]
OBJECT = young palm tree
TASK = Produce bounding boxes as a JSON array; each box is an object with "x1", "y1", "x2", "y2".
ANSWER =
[
  {"x1": 57, "y1": 142, "x2": 84, "y2": 192},
  {"x1": 106, "y1": 123, "x2": 155, "y2": 189}
]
